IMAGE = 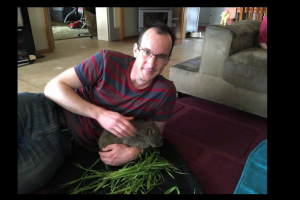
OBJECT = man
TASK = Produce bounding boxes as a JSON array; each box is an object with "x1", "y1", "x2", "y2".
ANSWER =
[{"x1": 18, "y1": 23, "x2": 176, "y2": 194}]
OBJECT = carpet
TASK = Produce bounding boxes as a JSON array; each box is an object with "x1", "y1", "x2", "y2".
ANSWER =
[
  {"x1": 52, "y1": 26, "x2": 89, "y2": 40},
  {"x1": 163, "y1": 94, "x2": 267, "y2": 194}
]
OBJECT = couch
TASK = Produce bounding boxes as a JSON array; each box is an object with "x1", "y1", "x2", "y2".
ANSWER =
[{"x1": 169, "y1": 20, "x2": 267, "y2": 118}]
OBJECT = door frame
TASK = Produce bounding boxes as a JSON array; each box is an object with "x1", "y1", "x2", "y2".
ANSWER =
[
  {"x1": 177, "y1": 7, "x2": 188, "y2": 39},
  {"x1": 40, "y1": 7, "x2": 54, "y2": 54}
]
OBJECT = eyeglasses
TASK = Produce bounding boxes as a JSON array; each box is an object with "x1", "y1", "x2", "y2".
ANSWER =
[{"x1": 137, "y1": 44, "x2": 170, "y2": 64}]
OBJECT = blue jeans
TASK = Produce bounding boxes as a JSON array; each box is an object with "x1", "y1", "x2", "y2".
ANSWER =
[{"x1": 18, "y1": 93, "x2": 72, "y2": 194}]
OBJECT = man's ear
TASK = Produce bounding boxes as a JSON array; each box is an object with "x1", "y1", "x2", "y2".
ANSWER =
[{"x1": 133, "y1": 43, "x2": 138, "y2": 57}]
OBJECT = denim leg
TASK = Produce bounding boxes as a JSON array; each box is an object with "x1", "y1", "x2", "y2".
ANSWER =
[{"x1": 18, "y1": 93, "x2": 72, "y2": 194}]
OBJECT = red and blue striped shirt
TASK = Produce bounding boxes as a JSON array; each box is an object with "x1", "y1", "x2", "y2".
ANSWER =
[{"x1": 63, "y1": 50, "x2": 176, "y2": 151}]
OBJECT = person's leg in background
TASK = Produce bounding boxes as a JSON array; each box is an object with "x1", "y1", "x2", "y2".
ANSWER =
[{"x1": 18, "y1": 92, "x2": 72, "y2": 194}]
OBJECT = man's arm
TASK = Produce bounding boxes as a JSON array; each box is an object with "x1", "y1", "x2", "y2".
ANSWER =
[
  {"x1": 44, "y1": 67, "x2": 100, "y2": 119},
  {"x1": 44, "y1": 67, "x2": 136, "y2": 138}
]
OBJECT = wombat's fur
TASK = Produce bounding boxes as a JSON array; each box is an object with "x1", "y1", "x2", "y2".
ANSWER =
[{"x1": 98, "y1": 118, "x2": 163, "y2": 151}]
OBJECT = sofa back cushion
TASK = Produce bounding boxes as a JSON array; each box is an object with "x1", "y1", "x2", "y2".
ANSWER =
[
  {"x1": 227, "y1": 20, "x2": 261, "y2": 55},
  {"x1": 223, "y1": 47, "x2": 267, "y2": 93},
  {"x1": 200, "y1": 20, "x2": 261, "y2": 78}
]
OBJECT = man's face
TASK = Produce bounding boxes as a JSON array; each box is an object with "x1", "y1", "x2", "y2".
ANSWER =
[{"x1": 133, "y1": 28, "x2": 172, "y2": 83}]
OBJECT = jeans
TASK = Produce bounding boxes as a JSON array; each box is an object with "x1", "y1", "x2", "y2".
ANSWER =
[{"x1": 18, "y1": 93, "x2": 72, "y2": 194}]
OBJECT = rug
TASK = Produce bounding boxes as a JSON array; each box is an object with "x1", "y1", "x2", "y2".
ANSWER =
[
  {"x1": 52, "y1": 26, "x2": 89, "y2": 40},
  {"x1": 163, "y1": 94, "x2": 267, "y2": 194}
]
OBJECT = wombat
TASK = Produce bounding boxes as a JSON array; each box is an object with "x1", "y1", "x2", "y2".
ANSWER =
[{"x1": 98, "y1": 118, "x2": 163, "y2": 151}]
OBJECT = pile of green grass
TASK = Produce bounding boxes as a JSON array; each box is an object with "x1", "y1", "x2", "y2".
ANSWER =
[{"x1": 57, "y1": 149, "x2": 186, "y2": 194}]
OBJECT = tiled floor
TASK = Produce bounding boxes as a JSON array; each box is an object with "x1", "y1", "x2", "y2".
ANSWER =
[{"x1": 18, "y1": 36, "x2": 204, "y2": 93}]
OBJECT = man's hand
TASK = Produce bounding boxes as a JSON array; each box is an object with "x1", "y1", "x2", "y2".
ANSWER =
[
  {"x1": 96, "y1": 110, "x2": 136, "y2": 138},
  {"x1": 259, "y1": 42, "x2": 267, "y2": 50},
  {"x1": 98, "y1": 144, "x2": 141, "y2": 166}
]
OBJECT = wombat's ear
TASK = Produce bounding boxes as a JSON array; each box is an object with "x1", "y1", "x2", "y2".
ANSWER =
[{"x1": 148, "y1": 128, "x2": 155, "y2": 135}]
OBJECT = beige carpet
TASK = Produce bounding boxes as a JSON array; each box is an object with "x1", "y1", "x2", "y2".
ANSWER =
[{"x1": 52, "y1": 25, "x2": 89, "y2": 40}]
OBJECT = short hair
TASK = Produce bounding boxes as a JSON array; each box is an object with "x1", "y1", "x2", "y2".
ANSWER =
[{"x1": 137, "y1": 22, "x2": 176, "y2": 57}]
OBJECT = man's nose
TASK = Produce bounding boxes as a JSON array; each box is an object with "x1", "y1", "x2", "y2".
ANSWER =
[{"x1": 147, "y1": 54, "x2": 157, "y2": 66}]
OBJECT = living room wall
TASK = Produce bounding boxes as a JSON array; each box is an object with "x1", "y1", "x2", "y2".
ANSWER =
[
  {"x1": 19, "y1": 7, "x2": 227, "y2": 53},
  {"x1": 123, "y1": 7, "x2": 139, "y2": 37}
]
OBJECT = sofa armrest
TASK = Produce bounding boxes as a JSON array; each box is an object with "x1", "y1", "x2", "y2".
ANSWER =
[{"x1": 200, "y1": 20, "x2": 261, "y2": 77}]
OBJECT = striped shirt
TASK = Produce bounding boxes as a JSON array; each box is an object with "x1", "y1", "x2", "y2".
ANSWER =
[{"x1": 63, "y1": 50, "x2": 176, "y2": 151}]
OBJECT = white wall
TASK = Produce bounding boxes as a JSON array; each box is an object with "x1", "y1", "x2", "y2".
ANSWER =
[
  {"x1": 123, "y1": 7, "x2": 139, "y2": 37},
  {"x1": 96, "y1": 7, "x2": 109, "y2": 41},
  {"x1": 209, "y1": 7, "x2": 227, "y2": 25},
  {"x1": 198, "y1": 7, "x2": 211, "y2": 26}
]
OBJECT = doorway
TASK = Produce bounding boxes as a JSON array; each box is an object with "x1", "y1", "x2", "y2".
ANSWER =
[
  {"x1": 185, "y1": 7, "x2": 210, "y2": 38},
  {"x1": 185, "y1": 7, "x2": 227, "y2": 38},
  {"x1": 49, "y1": 7, "x2": 90, "y2": 41},
  {"x1": 107, "y1": 7, "x2": 121, "y2": 41}
]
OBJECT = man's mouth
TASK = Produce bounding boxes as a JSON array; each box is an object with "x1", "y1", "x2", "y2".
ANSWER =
[{"x1": 143, "y1": 68, "x2": 155, "y2": 76}]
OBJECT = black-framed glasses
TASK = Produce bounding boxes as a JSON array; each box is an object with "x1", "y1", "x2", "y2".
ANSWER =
[{"x1": 137, "y1": 44, "x2": 170, "y2": 64}]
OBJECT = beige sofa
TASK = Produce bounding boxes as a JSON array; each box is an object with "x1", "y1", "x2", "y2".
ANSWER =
[{"x1": 169, "y1": 20, "x2": 267, "y2": 118}]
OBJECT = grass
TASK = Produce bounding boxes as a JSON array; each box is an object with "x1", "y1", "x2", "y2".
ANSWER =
[{"x1": 57, "y1": 149, "x2": 187, "y2": 194}]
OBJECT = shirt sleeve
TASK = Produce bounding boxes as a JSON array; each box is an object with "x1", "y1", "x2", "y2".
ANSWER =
[
  {"x1": 74, "y1": 50, "x2": 105, "y2": 87},
  {"x1": 152, "y1": 83, "x2": 177, "y2": 122},
  {"x1": 258, "y1": 16, "x2": 267, "y2": 43}
]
